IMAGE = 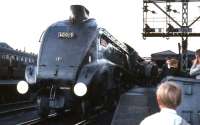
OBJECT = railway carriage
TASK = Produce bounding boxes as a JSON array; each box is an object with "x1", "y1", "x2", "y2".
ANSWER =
[{"x1": 0, "y1": 42, "x2": 36, "y2": 104}]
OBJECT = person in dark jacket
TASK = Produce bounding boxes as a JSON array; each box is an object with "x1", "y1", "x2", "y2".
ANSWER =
[
  {"x1": 161, "y1": 58, "x2": 179, "y2": 78},
  {"x1": 168, "y1": 58, "x2": 179, "y2": 76}
]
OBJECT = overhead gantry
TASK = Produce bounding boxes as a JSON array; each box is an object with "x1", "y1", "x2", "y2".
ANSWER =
[{"x1": 143, "y1": 0, "x2": 200, "y2": 70}]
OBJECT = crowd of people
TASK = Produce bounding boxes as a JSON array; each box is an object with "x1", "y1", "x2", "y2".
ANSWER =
[
  {"x1": 139, "y1": 49, "x2": 200, "y2": 125},
  {"x1": 160, "y1": 58, "x2": 180, "y2": 78},
  {"x1": 160, "y1": 49, "x2": 200, "y2": 80}
]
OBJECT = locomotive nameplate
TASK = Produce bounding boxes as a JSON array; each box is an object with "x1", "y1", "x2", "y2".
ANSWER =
[{"x1": 58, "y1": 32, "x2": 75, "y2": 39}]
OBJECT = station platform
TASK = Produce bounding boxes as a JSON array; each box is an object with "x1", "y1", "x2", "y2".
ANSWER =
[
  {"x1": 111, "y1": 87, "x2": 159, "y2": 125},
  {"x1": 164, "y1": 76, "x2": 200, "y2": 125}
]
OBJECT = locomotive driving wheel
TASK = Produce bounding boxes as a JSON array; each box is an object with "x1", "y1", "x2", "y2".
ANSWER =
[
  {"x1": 102, "y1": 72, "x2": 120, "y2": 111},
  {"x1": 37, "y1": 96, "x2": 50, "y2": 118},
  {"x1": 104, "y1": 89, "x2": 120, "y2": 111},
  {"x1": 71, "y1": 99, "x2": 89, "y2": 120}
]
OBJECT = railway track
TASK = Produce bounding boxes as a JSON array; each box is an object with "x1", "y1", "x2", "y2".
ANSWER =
[
  {"x1": 0, "y1": 104, "x2": 38, "y2": 116},
  {"x1": 0, "y1": 100, "x2": 33, "y2": 108},
  {"x1": 15, "y1": 109, "x2": 108, "y2": 125},
  {"x1": 74, "y1": 119, "x2": 92, "y2": 125},
  {"x1": 0, "y1": 100, "x2": 111, "y2": 125},
  {"x1": 0, "y1": 100, "x2": 37, "y2": 117},
  {"x1": 16, "y1": 109, "x2": 70, "y2": 125},
  {"x1": 16, "y1": 113, "x2": 57, "y2": 125},
  {"x1": 17, "y1": 116, "x2": 92, "y2": 125}
]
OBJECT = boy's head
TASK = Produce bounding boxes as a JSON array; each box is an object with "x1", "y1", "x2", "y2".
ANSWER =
[{"x1": 156, "y1": 82, "x2": 182, "y2": 109}]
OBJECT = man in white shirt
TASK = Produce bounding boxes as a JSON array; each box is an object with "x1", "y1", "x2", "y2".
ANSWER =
[
  {"x1": 190, "y1": 49, "x2": 200, "y2": 79},
  {"x1": 140, "y1": 82, "x2": 190, "y2": 125}
]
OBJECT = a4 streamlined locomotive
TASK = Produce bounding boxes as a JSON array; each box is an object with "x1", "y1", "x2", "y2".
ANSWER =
[{"x1": 17, "y1": 5, "x2": 157, "y2": 117}]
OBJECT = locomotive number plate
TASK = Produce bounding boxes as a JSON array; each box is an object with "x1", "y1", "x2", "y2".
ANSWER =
[{"x1": 58, "y1": 32, "x2": 75, "y2": 39}]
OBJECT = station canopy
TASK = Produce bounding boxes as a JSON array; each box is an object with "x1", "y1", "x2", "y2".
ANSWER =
[
  {"x1": 151, "y1": 50, "x2": 195, "y2": 61},
  {"x1": 151, "y1": 50, "x2": 177, "y2": 61}
]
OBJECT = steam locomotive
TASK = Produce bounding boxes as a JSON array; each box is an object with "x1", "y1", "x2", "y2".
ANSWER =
[
  {"x1": 17, "y1": 5, "x2": 158, "y2": 118},
  {"x1": 0, "y1": 42, "x2": 36, "y2": 104}
]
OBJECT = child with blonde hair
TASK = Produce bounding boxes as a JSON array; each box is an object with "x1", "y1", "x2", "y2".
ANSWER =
[{"x1": 140, "y1": 82, "x2": 190, "y2": 125}]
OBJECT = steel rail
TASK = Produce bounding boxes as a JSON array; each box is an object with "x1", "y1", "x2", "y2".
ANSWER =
[
  {"x1": 16, "y1": 109, "x2": 70, "y2": 125},
  {"x1": 0, "y1": 100, "x2": 33, "y2": 108},
  {"x1": 16, "y1": 113, "x2": 57, "y2": 125},
  {"x1": 0, "y1": 105, "x2": 38, "y2": 116}
]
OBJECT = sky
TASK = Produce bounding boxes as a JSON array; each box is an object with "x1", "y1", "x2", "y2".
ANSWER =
[{"x1": 0, "y1": 0, "x2": 200, "y2": 57}]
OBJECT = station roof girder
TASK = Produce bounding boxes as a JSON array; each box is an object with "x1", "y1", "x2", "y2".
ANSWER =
[
  {"x1": 143, "y1": 32, "x2": 200, "y2": 37},
  {"x1": 144, "y1": 0, "x2": 200, "y2": 3}
]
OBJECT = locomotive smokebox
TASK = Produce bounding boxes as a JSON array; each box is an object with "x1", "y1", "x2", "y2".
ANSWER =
[{"x1": 70, "y1": 5, "x2": 89, "y2": 21}]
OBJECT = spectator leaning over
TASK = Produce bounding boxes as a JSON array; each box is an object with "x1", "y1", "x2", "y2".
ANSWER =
[
  {"x1": 161, "y1": 58, "x2": 180, "y2": 78},
  {"x1": 190, "y1": 49, "x2": 200, "y2": 79},
  {"x1": 140, "y1": 82, "x2": 190, "y2": 125},
  {"x1": 160, "y1": 57, "x2": 171, "y2": 78},
  {"x1": 168, "y1": 58, "x2": 179, "y2": 76}
]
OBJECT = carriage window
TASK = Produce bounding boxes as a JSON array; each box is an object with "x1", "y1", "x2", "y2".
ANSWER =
[
  {"x1": 3, "y1": 55, "x2": 5, "y2": 59},
  {"x1": 16, "y1": 56, "x2": 19, "y2": 61},
  {"x1": 89, "y1": 56, "x2": 92, "y2": 63},
  {"x1": 6, "y1": 55, "x2": 9, "y2": 60},
  {"x1": 31, "y1": 58, "x2": 33, "y2": 63},
  {"x1": 25, "y1": 57, "x2": 27, "y2": 63},
  {"x1": 21, "y1": 57, "x2": 24, "y2": 62},
  {"x1": 11, "y1": 55, "x2": 15, "y2": 60},
  {"x1": 29, "y1": 58, "x2": 31, "y2": 63}
]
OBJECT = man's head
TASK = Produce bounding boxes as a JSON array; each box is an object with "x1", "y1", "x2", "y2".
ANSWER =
[
  {"x1": 156, "y1": 82, "x2": 182, "y2": 109},
  {"x1": 165, "y1": 57, "x2": 170, "y2": 62},
  {"x1": 195, "y1": 49, "x2": 200, "y2": 58},
  {"x1": 169, "y1": 59, "x2": 178, "y2": 68}
]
